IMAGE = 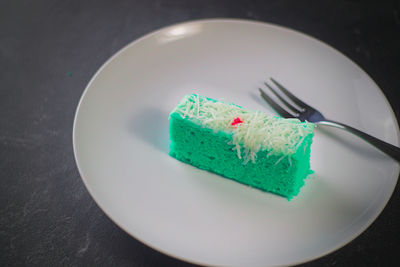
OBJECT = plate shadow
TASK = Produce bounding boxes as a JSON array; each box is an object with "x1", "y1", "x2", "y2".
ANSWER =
[{"x1": 128, "y1": 108, "x2": 170, "y2": 153}]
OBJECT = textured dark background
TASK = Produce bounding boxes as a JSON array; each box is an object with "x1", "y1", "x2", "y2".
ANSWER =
[{"x1": 1, "y1": 0, "x2": 399, "y2": 266}]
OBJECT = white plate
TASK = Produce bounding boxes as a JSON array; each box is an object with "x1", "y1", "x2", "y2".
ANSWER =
[{"x1": 73, "y1": 19, "x2": 400, "y2": 266}]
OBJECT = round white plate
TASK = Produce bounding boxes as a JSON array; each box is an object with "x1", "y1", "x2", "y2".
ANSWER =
[{"x1": 73, "y1": 19, "x2": 400, "y2": 266}]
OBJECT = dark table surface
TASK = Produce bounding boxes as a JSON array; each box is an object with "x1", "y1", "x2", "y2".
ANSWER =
[{"x1": 1, "y1": 0, "x2": 399, "y2": 266}]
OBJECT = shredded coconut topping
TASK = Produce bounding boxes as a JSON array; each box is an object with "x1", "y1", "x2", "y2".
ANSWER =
[{"x1": 171, "y1": 94, "x2": 314, "y2": 163}]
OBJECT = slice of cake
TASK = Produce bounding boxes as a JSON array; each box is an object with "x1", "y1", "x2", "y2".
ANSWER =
[{"x1": 169, "y1": 94, "x2": 315, "y2": 199}]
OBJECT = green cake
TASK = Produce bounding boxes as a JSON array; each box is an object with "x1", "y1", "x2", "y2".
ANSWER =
[{"x1": 169, "y1": 94, "x2": 315, "y2": 199}]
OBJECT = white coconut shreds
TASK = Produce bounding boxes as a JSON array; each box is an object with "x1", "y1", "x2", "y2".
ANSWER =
[{"x1": 171, "y1": 94, "x2": 315, "y2": 163}]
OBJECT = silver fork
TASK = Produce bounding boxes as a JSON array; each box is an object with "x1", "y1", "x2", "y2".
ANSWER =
[{"x1": 259, "y1": 78, "x2": 400, "y2": 162}]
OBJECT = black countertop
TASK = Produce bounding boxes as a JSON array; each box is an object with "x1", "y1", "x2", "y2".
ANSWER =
[{"x1": 1, "y1": 1, "x2": 399, "y2": 266}]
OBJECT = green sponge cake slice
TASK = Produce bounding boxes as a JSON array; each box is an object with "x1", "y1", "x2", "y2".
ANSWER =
[{"x1": 169, "y1": 94, "x2": 315, "y2": 200}]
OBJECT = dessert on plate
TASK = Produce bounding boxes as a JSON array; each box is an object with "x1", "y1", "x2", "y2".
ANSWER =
[{"x1": 169, "y1": 94, "x2": 315, "y2": 199}]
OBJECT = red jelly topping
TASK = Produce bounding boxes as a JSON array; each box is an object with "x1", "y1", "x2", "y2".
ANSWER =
[{"x1": 231, "y1": 117, "x2": 243, "y2": 126}]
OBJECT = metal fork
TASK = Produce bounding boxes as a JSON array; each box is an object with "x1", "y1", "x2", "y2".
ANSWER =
[{"x1": 259, "y1": 78, "x2": 400, "y2": 162}]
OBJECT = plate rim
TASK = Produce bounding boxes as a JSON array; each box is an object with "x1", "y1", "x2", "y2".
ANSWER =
[{"x1": 72, "y1": 18, "x2": 400, "y2": 266}]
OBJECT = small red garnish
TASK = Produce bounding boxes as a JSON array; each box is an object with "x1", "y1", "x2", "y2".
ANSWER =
[{"x1": 231, "y1": 117, "x2": 243, "y2": 126}]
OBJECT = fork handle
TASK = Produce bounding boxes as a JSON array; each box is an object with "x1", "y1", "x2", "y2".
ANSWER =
[{"x1": 317, "y1": 120, "x2": 400, "y2": 162}]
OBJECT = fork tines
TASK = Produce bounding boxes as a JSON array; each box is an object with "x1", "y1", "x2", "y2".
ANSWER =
[{"x1": 259, "y1": 78, "x2": 308, "y2": 118}]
